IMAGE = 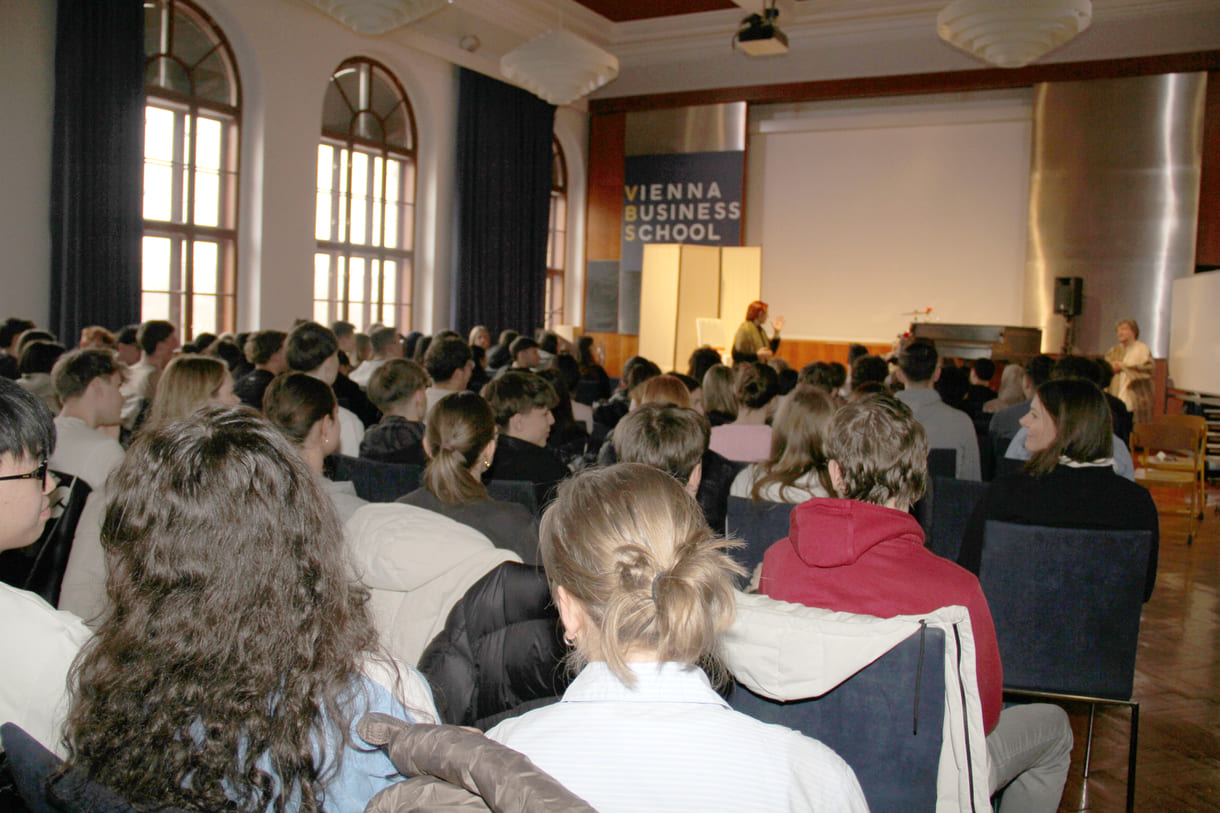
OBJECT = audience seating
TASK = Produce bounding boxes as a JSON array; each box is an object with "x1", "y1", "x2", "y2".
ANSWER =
[
  {"x1": 727, "y1": 626, "x2": 947, "y2": 812},
  {"x1": 2, "y1": 723, "x2": 190, "y2": 813},
  {"x1": 724, "y1": 496, "x2": 793, "y2": 585},
  {"x1": 918, "y1": 476, "x2": 989, "y2": 562},
  {"x1": 979, "y1": 520, "x2": 1152, "y2": 813},
  {"x1": 327, "y1": 454, "x2": 539, "y2": 515},
  {"x1": 0, "y1": 472, "x2": 91, "y2": 608},
  {"x1": 926, "y1": 448, "x2": 957, "y2": 479},
  {"x1": 1131, "y1": 417, "x2": 1206, "y2": 543}
]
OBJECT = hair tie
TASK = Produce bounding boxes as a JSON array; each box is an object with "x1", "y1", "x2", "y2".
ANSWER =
[
  {"x1": 651, "y1": 572, "x2": 668, "y2": 604},
  {"x1": 440, "y1": 442, "x2": 455, "y2": 452}
]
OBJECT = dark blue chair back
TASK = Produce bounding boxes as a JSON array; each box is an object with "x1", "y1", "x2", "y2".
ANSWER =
[
  {"x1": 921, "y1": 476, "x2": 989, "y2": 562},
  {"x1": 728, "y1": 626, "x2": 946, "y2": 812},
  {"x1": 980, "y1": 521, "x2": 1151, "y2": 699},
  {"x1": 724, "y1": 496, "x2": 794, "y2": 583},
  {"x1": 485, "y1": 480, "x2": 539, "y2": 517},
  {"x1": 328, "y1": 455, "x2": 422, "y2": 502},
  {"x1": 927, "y1": 448, "x2": 957, "y2": 478}
]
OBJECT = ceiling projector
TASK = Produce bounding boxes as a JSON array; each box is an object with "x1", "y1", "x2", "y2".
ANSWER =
[{"x1": 734, "y1": 7, "x2": 788, "y2": 57}]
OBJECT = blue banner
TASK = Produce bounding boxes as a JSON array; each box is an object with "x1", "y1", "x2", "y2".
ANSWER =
[{"x1": 620, "y1": 151, "x2": 745, "y2": 275}]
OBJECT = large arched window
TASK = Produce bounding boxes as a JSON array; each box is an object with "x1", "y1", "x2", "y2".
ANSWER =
[
  {"x1": 315, "y1": 58, "x2": 417, "y2": 330},
  {"x1": 142, "y1": 0, "x2": 240, "y2": 340},
  {"x1": 545, "y1": 138, "x2": 567, "y2": 329}
]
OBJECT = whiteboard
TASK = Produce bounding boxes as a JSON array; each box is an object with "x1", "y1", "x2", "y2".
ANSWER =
[{"x1": 1169, "y1": 273, "x2": 1220, "y2": 395}]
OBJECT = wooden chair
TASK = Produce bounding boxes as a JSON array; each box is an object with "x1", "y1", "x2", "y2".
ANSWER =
[
  {"x1": 1130, "y1": 417, "x2": 1205, "y2": 542},
  {"x1": 724, "y1": 496, "x2": 793, "y2": 586},
  {"x1": 728, "y1": 626, "x2": 947, "y2": 812},
  {"x1": 980, "y1": 521, "x2": 1152, "y2": 813}
]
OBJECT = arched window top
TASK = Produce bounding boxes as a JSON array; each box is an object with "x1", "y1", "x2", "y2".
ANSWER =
[
  {"x1": 323, "y1": 58, "x2": 416, "y2": 155},
  {"x1": 144, "y1": 0, "x2": 239, "y2": 109}
]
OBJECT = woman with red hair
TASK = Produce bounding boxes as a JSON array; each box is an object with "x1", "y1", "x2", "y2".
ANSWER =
[{"x1": 732, "y1": 300, "x2": 784, "y2": 364}]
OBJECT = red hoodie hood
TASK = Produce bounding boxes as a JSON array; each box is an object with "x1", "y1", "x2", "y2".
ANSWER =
[{"x1": 787, "y1": 498, "x2": 925, "y2": 568}]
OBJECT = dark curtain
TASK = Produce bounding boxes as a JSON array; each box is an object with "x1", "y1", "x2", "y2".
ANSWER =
[
  {"x1": 49, "y1": 0, "x2": 144, "y2": 344},
  {"x1": 453, "y1": 68, "x2": 555, "y2": 337}
]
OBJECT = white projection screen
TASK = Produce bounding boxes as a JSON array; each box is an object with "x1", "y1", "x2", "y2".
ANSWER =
[
  {"x1": 1170, "y1": 273, "x2": 1220, "y2": 395},
  {"x1": 745, "y1": 91, "x2": 1034, "y2": 344}
]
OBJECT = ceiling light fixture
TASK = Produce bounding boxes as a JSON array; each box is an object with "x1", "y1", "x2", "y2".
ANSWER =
[
  {"x1": 304, "y1": 0, "x2": 451, "y2": 36},
  {"x1": 937, "y1": 0, "x2": 1092, "y2": 69},
  {"x1": 501, "y1": 27, "x2": 619, "y2": 106},
  {"x1": 734, "y1": 5, "x2": 788, "y2": 57}
]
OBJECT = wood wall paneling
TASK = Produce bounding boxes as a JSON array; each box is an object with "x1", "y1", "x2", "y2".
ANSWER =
[{"x1": 1197, "y1": 72, "x2": 1220, "y2": 267}]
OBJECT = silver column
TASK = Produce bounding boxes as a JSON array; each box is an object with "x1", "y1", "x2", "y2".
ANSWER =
[{"x1": 1025, "y1": 73, "x2": 1206, "y2": 357}]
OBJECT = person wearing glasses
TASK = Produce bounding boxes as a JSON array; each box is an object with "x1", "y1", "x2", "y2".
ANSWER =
[{"x1": 0, "y1": 378, "x2": 92, "y2": 756}]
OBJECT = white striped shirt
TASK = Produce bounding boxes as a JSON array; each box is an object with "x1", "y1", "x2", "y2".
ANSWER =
[{"x1": 487, "y1": 661, "x2": 867, "y2": 812}]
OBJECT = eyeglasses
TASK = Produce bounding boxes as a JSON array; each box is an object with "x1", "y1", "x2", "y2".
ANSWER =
[{"x1": 0, "y1": 458, "x2": 49, "y2": 485}]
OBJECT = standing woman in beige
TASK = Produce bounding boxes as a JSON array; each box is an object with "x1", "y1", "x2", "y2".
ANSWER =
[{"x1": 1104, "y1": 318, "x2": 1153, "y2": 425}]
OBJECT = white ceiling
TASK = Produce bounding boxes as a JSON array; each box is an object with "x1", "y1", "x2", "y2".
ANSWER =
[{"x1": 322, "y1": 0, "x2": 1220, "y2": 105}]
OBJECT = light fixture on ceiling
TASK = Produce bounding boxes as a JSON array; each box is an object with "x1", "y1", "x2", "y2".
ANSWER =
[
  {"x1": 734, "y1": 3, "x2": 788, "y2": 57},
  {"x1": 500, "y1": 27, "x2": 619, "y2": 106},
  {"x1": 303, "y1": 0, "x2": 452, "y2": 36},
  {"x1": 937, "y1": 0, "x2": 1092, "y2": 69}
]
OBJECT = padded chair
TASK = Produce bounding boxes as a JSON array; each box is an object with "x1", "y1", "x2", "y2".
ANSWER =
[
  {"x1": 2, "y1": 722, "x2": 190, "y2": 813},
  {"x1": 727, "y1": 626, "x2": 946, "y2": 812},
  {"x1": 328, "y1": 454, "x2": 422, "y2": 502},
  {"x1": 919, "y1": 476, "x2": 989, "y2": 562},
  {"x1": 0, "y1": 472, "x2": 91, "y2": 607},
  {"x1": 1130, "y1": 418, "x2": 1206, "y2": 543},
  {"x1": 485, "y1": 479, "x2": 539, "y2": 517},
  {"x1": 926, "y1": 447, "x2": 956, "y2": 479},
  {"x1": 724, "y1": 496, "x2": 793, "y2": 585},
  {"x1": 979, "y1": 521, "x2": 1152, "y2": 813}
]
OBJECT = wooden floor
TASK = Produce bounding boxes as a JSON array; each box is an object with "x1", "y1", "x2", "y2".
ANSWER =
[{"x1": 1054, "y1": 485, "x2": 1220, "y2": 811}]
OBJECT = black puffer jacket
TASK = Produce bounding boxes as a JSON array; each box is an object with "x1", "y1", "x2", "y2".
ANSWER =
[{"x1": 417, "y1": 562, "x2": 571, "y2": 730}]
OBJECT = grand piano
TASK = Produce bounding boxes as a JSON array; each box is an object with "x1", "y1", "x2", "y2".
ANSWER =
[{"x1": 908, "y1": 323, "x2": 1042, "y2": 363}]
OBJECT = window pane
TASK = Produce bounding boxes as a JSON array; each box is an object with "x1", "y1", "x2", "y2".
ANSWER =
[
  {"x1": 314, "y1": 299, "x2": 329, "y2": 324},
  {"x1": 314, "y1": 254, "x2": 331, "y2": 300},
  {"x1": 194, "y1": 50, "x2": 233, "y2": 105},
  {"x1": 194, "y1": 167, "x2": 219, "y2": 227},
  {"x1": 350, "y1": 151, "x2": 368, "y2": 244},
  {"x1": 192, "y1": 294, "x2": 217, "y2": 336},
  {"x1": 195, "y1": 117, "x2": 221, "y2": 170},
  {"x1": 145, "y1": 106, "x2": 175, "y2": 162},
  {"x1": 142, "y1": 292, "x2": 170, "y2": 321},
  {"x1": 553, "y1": 230, "x2": 565, "y2": 270},
  {"x1": 338, "y1": 149, "x2": 349, "y2": 238},
  {"x1": 349, "y1": 257, "x2": 365, "y2": 305},
  {"x1": 194, "y1": 242, "x2": 218, "y2": 294},
  {"x1": 385, "y1": 159, "x2": 401, "y2": 205},
  {"x1": 383, "y1": 260, "x2": 397, "y2": 308},
  {"x1": 142, "y1": 236, "x2": 172, "y2": 291}
]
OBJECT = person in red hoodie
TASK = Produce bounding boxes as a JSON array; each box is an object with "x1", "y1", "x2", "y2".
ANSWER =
[{"x1": 759, "y1": 393, "x2": 1072, "y2": 813}]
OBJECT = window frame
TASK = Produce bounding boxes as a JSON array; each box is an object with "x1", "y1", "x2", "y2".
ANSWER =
[
  {"x1": 314, "y1": 57, "x2": 418, "y2": 331},
  {"x1": 545, "y1": 137, "x2": 568, "y2": 330},
  {"x1": 142, "y1": 0, "x2": 241, "y2": 340}
]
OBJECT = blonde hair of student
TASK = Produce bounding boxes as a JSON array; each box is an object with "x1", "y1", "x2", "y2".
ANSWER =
[
  {"x1": 423, "y1": 391, "x2": 495, "y2": 505},
  {"x1": 540, "y1": 463, "x2": 743, "y2": 687},
  {"x1": 145, "y1": 354, "x2": 229, "y2": 430}
]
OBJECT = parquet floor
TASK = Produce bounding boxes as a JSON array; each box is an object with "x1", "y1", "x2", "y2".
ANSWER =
[{"x1": 1054, "y1": 486, "x2": 1220, "y2": 811}]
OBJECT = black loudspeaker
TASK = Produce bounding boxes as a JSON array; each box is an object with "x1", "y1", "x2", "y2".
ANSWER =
[{"x1": 1053, "y1": 277, "x2": 1082, "y2": 317}]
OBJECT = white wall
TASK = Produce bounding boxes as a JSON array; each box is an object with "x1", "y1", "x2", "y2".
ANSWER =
[
  {"x1": 0, "y1": 0, "x2": 56, "y2": 327},
  {"x1": 744, "y1": 90, "x2": 1034, "y2": 343}
]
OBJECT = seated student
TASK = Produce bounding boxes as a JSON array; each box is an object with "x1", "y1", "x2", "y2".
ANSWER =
[
  {"x1": 285, "y1": 321, "x2": 367, "y2": 456},
  {"x1": 466, "y1": 343, "x2": 490, "y2": 394},
  {"x1": 119, "y1": 319, "x2": 178, "y2": 431},
  {"x1": 359, "y1": 359, "x2": 430, "y2": 466},
  {"x1": 709, "y1": 362, "x2": 778, "y2": 463},
  {"x1": 597, "y1": 374, "x2": 692, "y2": 468},
  {"x1": 398, "y1": 391, "x2": 539, "y2": 564},
  {"x1": 592, "y1": 356, "x2": 660, "y2": 430},
  {"x1": 264, "y1": 372, "x2": 367, "y2": 523},
  {"x1": 486, "y1": 329, "x2": 518, "y2": 372},
  {"x1": 0, "y1": 317, "x2": 36, "y2": 379},
  {"x1": 731, "y1": 384, "x2": 834, "y2": 503},
  {"x1": 481, "y1": 371, "x2": 569, "y2": 507},
  {"x1": 961, "y1": 378, "x2": 1158, "y2": 598},
  {"x1": 350, "y1": 326, "x2": 403, "y2": 389},
  {"x1": 612, "y1": 403, "x2": 737, "y2": 533},
  {"x1": 142, "y1": 354, "x2": 240, "y2": 433},
  {"x1": 506, "y1": 335, "x2": 541, "y2": 371},
  {"x1": 701, "y1": 363, "x2": 737, "y2": 426},
  {"x1": 983, "y1": 362, "x2": 1026, "y2": 415},
  {"x1": 0, "y1": 379, "x2": 93, "y2": 757},
  {"x1": 17, "y1": 340, "x2": 67, "y2": 415},
  {"x1": 50, "y1": 349, "x2": 125, "y2": 490},
  {"x1": 687, "y1": 346, "x2": 723, "y2": 391},
  {"x1": 233, "y1": 329, "x2": 287, "y2": 410},
  {"x1": 894, "y1": 340, "x2": 981, "y2": 480},
  {"x1": 962, "y1": 358, "x2": 999, "y2": 418},
  {"x1": 759, "y1": 394, "x2": 1072, "y2": 813},
  {"x1": 423, "y1": 335, "x2": 473, "y2": 413},
  {"x1": 988, "y1": 354, "x2": 1054, "y2": 444},
  {"x1": 575, "y1": 335, "x2": 612, "y2": 404},
  {"x1": 850, "y1": 354, "x2": 889, "y2": 394},
  {"x1": 538, "y1": 367, "x2": 591, "y2": 467},
  {"x1": 467, "y1": 324, "x2": 491, "y2": 352},
  {"x1": 551, "y1": 353, "x2": 594, "y2": 433},
  {"x1": 486, "y1": 464, "x2": 867, "y2": 813},
  {"x1": 64, "y1": 406, "x2": 437, "y2": 810}
]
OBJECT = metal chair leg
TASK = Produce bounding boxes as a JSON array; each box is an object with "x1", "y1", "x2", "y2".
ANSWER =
[
  {"x1": 1083, "y1": 702, "x2": 1096, "y2": 777},
  {"x1": 1126, "y1": 702, "x2": 1139, "y2": 813}
]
